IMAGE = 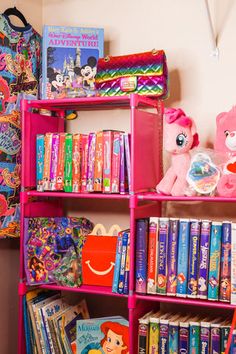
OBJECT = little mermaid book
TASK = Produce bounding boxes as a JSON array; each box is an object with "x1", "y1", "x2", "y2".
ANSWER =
[
  {"x1": 41, "y1": 25, "x2": 104, "y2": 99},
  {"x1": 76, "y1": 316, "x2": 129, "y2": 354}
]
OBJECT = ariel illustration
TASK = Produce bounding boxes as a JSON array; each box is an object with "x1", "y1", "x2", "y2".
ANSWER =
[{"x1": 81, "y1": 321, "x2": 129, "y2": 354}]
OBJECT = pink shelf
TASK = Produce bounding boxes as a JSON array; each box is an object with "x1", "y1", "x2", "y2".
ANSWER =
[
  {"x1": 38, "y1": 283, "x2": 128, "y2": 298},
  {"x1": 27, "y1": 190, "x2": 130, "y2": 200},
  {"x1": 138, "y1": 192, "x2": 236, "y2": 203},
  {"x1": 135, "y1": 293, "x2": 236, "y2": 309}
]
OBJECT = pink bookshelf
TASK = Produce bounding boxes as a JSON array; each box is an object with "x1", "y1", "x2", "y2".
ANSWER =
[{"x1": 19, "y1": 94, "x2": 236, "y2": 354}]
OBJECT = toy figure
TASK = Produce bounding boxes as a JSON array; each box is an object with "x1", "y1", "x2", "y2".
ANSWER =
[
  {"x1": 156, "y1": 108, "x2": 199, "y2": 196},
  {"x1": 214, "y1": 106, "x2": 236, "y2": 197}
]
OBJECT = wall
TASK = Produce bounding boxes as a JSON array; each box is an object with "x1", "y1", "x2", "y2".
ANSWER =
[{"x1": 0, "y1": 2, "x2": 42, "y2": 353}]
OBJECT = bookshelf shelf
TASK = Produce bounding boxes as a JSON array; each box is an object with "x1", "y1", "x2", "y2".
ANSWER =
[
  {"x1": 26, "y1": 190, "x2": 130, "y2": 200},
  {"x1": 135, "y1": 293, "x2": 235, "y2": 310}
]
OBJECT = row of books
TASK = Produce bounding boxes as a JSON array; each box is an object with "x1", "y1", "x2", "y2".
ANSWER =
[
  {"x1": 24, "y1": 290, "x2": 89, "y2": 354},
  {"x1": 24, "y1": 290, "x2": 129, "y2": 354},
  {"x1": 135, "y1": 217, "x2": 235, "y2": 303},
  {"x1": 36, "y1": 130, "x2": 131, "y2": 194},
  {"x1": 112, "y1": 229, "x2": 130, "y2": 295},
  {"x1": 138, "y1": 310, "x2": 232, "y2": 354}
]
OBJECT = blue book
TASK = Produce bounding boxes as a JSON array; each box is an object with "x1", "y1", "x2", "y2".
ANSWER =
[
  {"x1": 23, "y1": 296, "x2": 33, "y2": 354},
  {"x1": 135, "y1": 219, "x2": 149, "y2": 294},
  {"x1": 187, "y1": 219, "x2": 201, "y2": 298},
  {"x1": 36, "y1": 134, "x2": 44, "y2": 192},
  {"x1": 41, "y1": 25, "x2": 104, "y2": 99},
  {"x1": 208, "y1": 222, "x2": 222, "y2": 301},
  {"x1": 189, "y1": 317, "x2": 200, "y2": 354},
  {"x1": 177, "y1": 219, "x2": 190, "y2": 297},
  {"x1": 118, "y1": 231, "x2": 129, "y2": 294},
  {"x1": 123, "y1": 232, "x2": 130, "y2": 295},
  {"x1": 112, "y1": 231, "x2": 123, "y2": 293}
]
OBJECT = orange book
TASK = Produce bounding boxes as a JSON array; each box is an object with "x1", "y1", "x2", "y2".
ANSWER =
[
  {"x1": 56, "y1": 133, "x2": 66, "y2": 191},
  {"x1": 72, "y1": 133, "x2": 81, "y2": 193},
  {"x1": 94, "y1": 131, "x2": 103, "y2": 192},
  {"x1": 147, "y1": 217, "x2": 159, "y2": 294}
]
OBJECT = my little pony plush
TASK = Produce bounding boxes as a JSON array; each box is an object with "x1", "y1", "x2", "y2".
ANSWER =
[
  {"x1": 214, "y1": 106, "x2": 236, "y2": 197},
  {"x1": 156, "y1": 108, "x2": 199, "y2": 196}
]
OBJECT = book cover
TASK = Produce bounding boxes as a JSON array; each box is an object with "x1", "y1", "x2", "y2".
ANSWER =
[
  {"x1": 41, "y1": 25, "x2": 104, "y2": 99},
  {"x1": 210, "y1": 322, "x2": 221, "y2": 354},
  {"x1": 168, "y1": 314, "x2": 181, "y2": 354},
  {"x1": 64, "y1": 133, "x2": 73, "y2": 192},
  {"x1": 56, "y1": 133, "x2": 66, "y2": 191},
  {"x1": 76, "y1": 316, "x2": 129, "y2": 353},
  {"x1": 148, "y1": 311, "x2": 161, "y2": 354},
  {"x1": 219, "y1": 221, "x2": 231, "y2": 302},
  {"x1": 179, "y1": 316, "x2": 190, "y2": 354},
  {"x1": 42, "y1": 132, "x2": 52, "y2": 191},
  {"x1": 123, "y1": 232, "x2": 130, "y2": 295},
  {"x1": 72, "y1": 133, "x2": 81, "y2": 193},
  {"x1": 103, "y1": 130, "x2": 113, "y2": 193},
  {"x1": 138, "y1": 311, "x2": 153, "y2": 354},
  {"x1": 50, "y1": 133, "x2": 60, "y2": 191},
  {"x1": 118, "y1": 231, "x2": 129, "y2": 294},
  {"x1": 208, "y1": 222, "x2": 222, "y2": 301},
  {"x1": 36, "y1": 134, "x2": 44, "y2": 192},
  {"x1": 231, "y1": 223, "x2": 236, "y2": 305},
  {"x1": 187, "y1": 219, "x2": 200, "y2": 298},
  {"x1": 198, "y1": 220, "x2": 211, "y2": 299},
  {"x1": 166, "y1": 218, "x2": 179, "y2": 296},
  {"x1": 86, "y1": 132, "x2": 96, "y2": 192},
  {"x1": 200, "y1": 318, "x2": 211, "y2": 354},
  {"x1": 147, "y1": 217, "x2": 159, "y2": 294},
  {"x1": 111, "y1": 131, "x2": 121, "y2": 193},
  {"x1": 81, "y1": 134, "x2": 89, "y2": 193},
  {"x1": 189, "y1": 316, "x2": 200, "y2": 354},
  {"x1": 159, "y1": 313, "x2": 170, "y2": 354},
  {"x1": 119, "y1": 133, "x2": 125, "y2": 194},
  {"x1": 124, "y1": 133, "x2": 131, "y2": 193},
  {"x1": 176, "y1": 219, "x2": 190, "y2": 297},
  {"x1": 135, "y1": 218, "x2": 149, "y2": 294},
  {"x1": 157, "y1": 218, "x2": 169, "y2": 295},
  {"x1": 94, "y1": 131, "x2": 103, "y2": 192},
  {"x1": 112, "y1": 231, "x2": 123, "y2": 293}
]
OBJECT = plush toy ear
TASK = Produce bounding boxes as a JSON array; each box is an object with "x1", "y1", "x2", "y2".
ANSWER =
[
  {"x1": 191, "y1": 133, "x2": 199, "y2": 149},
  {"x1": 216, "y1": 112, "x2": 227, "y2": 126}
]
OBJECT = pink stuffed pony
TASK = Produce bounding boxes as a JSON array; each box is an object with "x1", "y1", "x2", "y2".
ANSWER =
[
  {"x1": 156, "y1": 108, "x2": 199, "y2": 196},
  {"x1": 215, "y1": 106, "x2": 236, "y2": 197}
]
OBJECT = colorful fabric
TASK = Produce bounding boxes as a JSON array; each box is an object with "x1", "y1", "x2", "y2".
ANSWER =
[{"x1": 0, "y1": 14, "x2": 41, "y2": 237}]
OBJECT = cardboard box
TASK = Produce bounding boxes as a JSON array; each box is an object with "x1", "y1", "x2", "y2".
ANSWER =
[{"x1": 82, "y1": 235, "x2": 118, "y2": 287}]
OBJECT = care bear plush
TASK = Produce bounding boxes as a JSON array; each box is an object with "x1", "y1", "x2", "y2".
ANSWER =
[
  {"x1": 156, "y1": 107, "x2": 199, "y2": 196},
  {"x1": 215, "y1": 106, "x2": 236, "y2": 197}
]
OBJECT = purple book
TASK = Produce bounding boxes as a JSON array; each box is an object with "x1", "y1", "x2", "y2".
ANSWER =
[
  {"x1": 157, "y1": 218, "x2": 169, "y2": 295},
  {"x1": 219, "y1": 221, "x2": 231, "y2": 302},
  {"x1": 135, "y1": 218, "x2": 149, "y2": 294},
  {"x1": 198, "y1": 220, "x2": 211, "y2": 299},
  {"x1": 86, "y1": 132, "x2": 96, "y2": 192},
  {"x1": 187, "y1": 219, "x2": 200, "y2": 298},
  {"x1": 210, "y1": 324, "x2": 220, "y2": 354},
  {"x1": 167, "y1": 218, "x2": 179, "y2": 296},
  {"x1": 200, "y1": 320, "x2": 210, "y2": 354},
  {"x1": 119, "y1": 133, "x2": 125, "y2": 194},
  {"x1": 124, "y1": 133, "x2": 131, "y2": 193},
  {"x1": 179, "y1": 319, "x2": 190, "y2": 354}
]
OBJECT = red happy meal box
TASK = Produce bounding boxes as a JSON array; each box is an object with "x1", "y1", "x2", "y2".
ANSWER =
[{"x1": 82, "y1": 224, "x2": 120, "y2": 287}]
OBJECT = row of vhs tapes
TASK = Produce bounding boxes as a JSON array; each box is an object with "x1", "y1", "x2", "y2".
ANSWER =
[
  {"x1": 36, "y1": 130, "x2": 131, "y2": 193},
  {"x1": 135, "y1": 218, "x2": 236, "y2": 303},
  {"x1": 138, "y1": 310, "x2": 232, "y2": 354}
]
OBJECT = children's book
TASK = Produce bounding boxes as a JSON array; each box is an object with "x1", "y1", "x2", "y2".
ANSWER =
[
  {"x1": 76, "y1": 316, "x2": 129, "y2": 354},
  {"x1": 138, "y1": 311, "x2": 153, "y2": 354},
  {"x1": 41, "y1": 25, "x2": 104, "y2": 99}
]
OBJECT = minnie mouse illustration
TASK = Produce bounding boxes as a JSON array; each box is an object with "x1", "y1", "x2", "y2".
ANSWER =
[{"x1": 80, "y1": 56, "x2": 97, "y2": 92}]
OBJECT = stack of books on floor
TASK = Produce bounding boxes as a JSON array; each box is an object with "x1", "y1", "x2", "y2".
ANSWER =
[{"x1": 24, "y1": 290, "x2": 129, "y2": 353}]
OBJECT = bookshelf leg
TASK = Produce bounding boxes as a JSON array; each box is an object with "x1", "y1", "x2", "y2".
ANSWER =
[{"x1": 225, "y1": 308, "x2": 236, "y2": 354}]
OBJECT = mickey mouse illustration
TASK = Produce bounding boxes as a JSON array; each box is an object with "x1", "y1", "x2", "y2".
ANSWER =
[
  {"x1": 47, "y1": 67, "x2": 64, "y2": 93},
  {"x1": 80, "y1": 56, "x2": 97, "y2": 91}
]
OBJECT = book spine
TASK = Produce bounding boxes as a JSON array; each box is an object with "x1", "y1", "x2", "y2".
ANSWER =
[
  {"x1": 147, "y1": 217, "x2": 159, "y2": 294},
  {"x1": 231, "y1": 223, "x2": 236, "y2": 305},
  {"x1": 135, "y1": 219, "x2": 148, "y2": 294},
  {"x1": 189, "y1": 322, "x2": 200, "y2": 354},
  {"x1": 220, "y1": 325, "x2": 230, "y2": 354},
  {"x1": 81, "y1": 134, "x2": 89, "y2": 193},
  {"x1": 157, "y1": 218, "x2": 169, "y2": 295},
  {"x1": 198, "y1": 220, "x2": 211, "y2": 299},
  {"x1": 42, "y1": 132, "x2": 52, "y2": 191},
  {"x1": 112, "y1": 232, "x2": 123, "y2": 293},
  {"x1": 208, "y1": 222, "x2": 222, "y2": 301},
  {"x1": 124, "y1": 133, "x2": 131, "y2": 193},
  {"x1": 159, "y1": 320, "x2": 168, "y2": 354},
  {"x1": 50, "y1": 133, "x2": 59, "y2": 191},
  {"x1": 177, "y1": 219, "x2": 190, "y2": 297},
  {"x1": 231, "y1": 329, "x2": 236, "y2": 353},
  {"x1": 219, "y1": 221, "x2": 231, "y2": 302},
  {"x1": 103, "y1": 130, "x2": 113, "y2": 193},
  {"x1": 123, "y1": 234, "x2": 130, "y2": 295},
  {"x1": 168, "y1": 322, "x2": 179, "y2": 354},
  {"x1": 167, "y1": 218, "x2": 179, "y2": 296},
  {"x1": 119, "y1": 133, "x2": 125, "y2": 194},
  {"x1": 149, "y1": 319, "x2": 159, "y2": 354},
  {"x1": 86, "y1": 132, "x2": 96, "y2": 192},
  {"x1": 111, "y1": 131, "x2": 121, "y2": 193},
  {"x1": 72, "y1": 133, "x2": 81, "y2": 193},
  {"x1": 93, "y1": 131, "x2": 103, "y2": 192},
  {"x1": 64, "y1": 133, "x2": 73, "y2": 192},
  {"x1": 210, "y1": 325, "x2": 220, "y2": 354},
  {"x1": 56, "y1": 133, "x2": 66, "y2": 191},
  {"x1": 36, "y1": 134, "x2": 45, "y2": 192},
  {"x1": 179, "y1": 322, "x2": 189, "y2": 354},
  {"x1": 138, "y1": 321, "x2": 149, "y2": 354},
  {"x1": 118, "y1": 231, "x2": 129, "y2": 294},
  {"x1": 200, "y1": 322, "x2": 210, "y2": 354},
  {"x1": 187, "y1": 219, "x2": 201, "y2": 298}
]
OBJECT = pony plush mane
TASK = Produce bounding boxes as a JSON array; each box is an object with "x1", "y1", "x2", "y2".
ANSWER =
[{"x1": 165, "y1": 108, "x2": 192, "y2": 127}]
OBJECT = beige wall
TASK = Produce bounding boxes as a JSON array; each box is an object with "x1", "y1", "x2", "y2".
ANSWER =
[{"x1": 0, "y1": 2, "x2": 42, "y2": 354}]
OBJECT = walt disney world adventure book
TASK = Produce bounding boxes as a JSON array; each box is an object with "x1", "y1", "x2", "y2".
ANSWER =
[{"x1": 41, "y1": 25, "x2": 104, "y2": 99}]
